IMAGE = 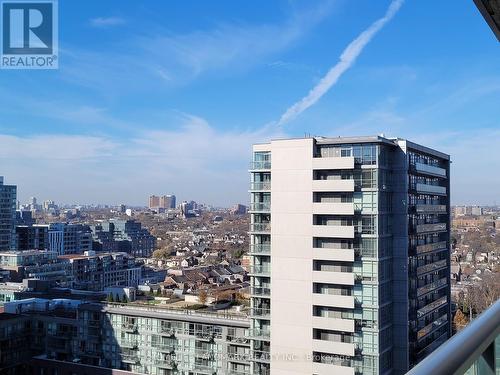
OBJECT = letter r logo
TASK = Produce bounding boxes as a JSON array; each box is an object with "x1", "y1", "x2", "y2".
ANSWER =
[{"x1": 2, "y1": 2, "x2": 53, "y2": 54}]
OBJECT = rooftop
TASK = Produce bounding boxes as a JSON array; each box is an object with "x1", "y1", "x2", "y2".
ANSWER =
[{"x1": 254, "y1": 135, "x2": 450, "y2": 160}]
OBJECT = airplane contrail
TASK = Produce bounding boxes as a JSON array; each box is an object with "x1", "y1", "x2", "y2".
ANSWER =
[{"x1": 277, "y1": 0, "x2": 404, "y2": 126}]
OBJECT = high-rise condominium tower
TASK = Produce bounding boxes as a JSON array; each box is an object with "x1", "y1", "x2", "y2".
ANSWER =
[
  {"x1": 0, "y1": 176, "x2": 17, "y2": 251},
  {"x1": 248, "y1": 136, "x2": 451, "y2": 375}
]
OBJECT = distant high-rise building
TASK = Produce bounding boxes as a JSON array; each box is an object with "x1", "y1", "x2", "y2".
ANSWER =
[
  {"x1": 42, "y1": 200, "x2": 58, "y2": 212},
  {"x1": 454, "y1": 206, "x2": 467, "y2": 216},
  {"x1": 249, "y1": 136, "x2": 451, "y2": 375},
  {"x1": 160, "y1": 194, "x2": 176, "y2": 209},
  {"x1": 150, "y1": 194, "x2": 176, "y2": 210},
  {"x1": 231, "y1": 204, "x2": 247, "y2": 215},
  {"x1": 471, "y1": 206, "x2": 483, "y2": 216},
  {"x1": 148, "y1": 195, "x2": 160, "y2": 209},
  {"x1": 0, "y1": 177, "x2": 17, "y2": 251}
]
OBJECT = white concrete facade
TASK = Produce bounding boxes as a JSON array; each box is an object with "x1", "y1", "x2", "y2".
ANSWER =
[{"x1": 250, "y1": 136, "x2": 451, "y2": 375}]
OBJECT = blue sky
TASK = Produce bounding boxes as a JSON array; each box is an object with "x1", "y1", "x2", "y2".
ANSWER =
[{"x1": 1, "y1": 0, "x2": 499, "y2": 206}]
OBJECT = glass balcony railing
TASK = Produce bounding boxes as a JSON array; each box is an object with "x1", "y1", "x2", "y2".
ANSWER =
[
  {"x1": 249, "y1": 244, "x2": 271, "y2": 255},
  {"x1": 415, "y1": 183, "x2": 447, "y2": 196},
  {"x1": 413, "y1": 162, "x2": 447, "y2": 178},
  {"x1": 416, "y1": 241, "x2": 448, "y2": 255},
  {"x1": 250, "y1": 223, "x2": 271, "y2": 233},
  {"x1": 415, "y1": 204, "x2": 447, "y2": 213},
  {"x1": 247, "y1": 328, "x2": 271, "y2": 340},
  {"x1": 417, "y1": 277, "x2": 448, "y2": 297},
  {"x1": 250, "y1": 308, "x2": 271, "y2": 319},
  {"x1": 408, "y1": 300, "x2": 500, "y2": 375},
  {"x1": 417, "y1": 314, "x2": 448, "y2": 340},
  {"x1": 249, "y1": 161, "x2": 271, "y2": 170},
  {"x1": 417, "y1": 296, "x2": 447, "y2": 318},
  {"x1": 416, "y1": 223, "x2": 447, "y2": 234},
  {"x1": 249, "y1": 202, "x2": 271, "y2": 212},
  {"x1": 250, "y1": 287, "x2": 271, "y2": 297},
  {"x1": 250, "y1": 181, "x2": 271, "y2": 191},
  {"x1": 248, "y1": 265, "x2": 271, "y2": 276},
  {"x1": 416, "y1": 259, "x2": 447, "y2": 276}
]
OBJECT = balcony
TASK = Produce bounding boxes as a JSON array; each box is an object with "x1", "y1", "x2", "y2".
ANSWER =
[
  {"x1": 312, "y1": 339, "x2": 354, "y2": 356},
  {"x1": 120, "y1": 340, "x2": 139, "y2": 349},
  {"x1": 248, "y1": 265, "x2": 271, "y2": 276},
  {"x1": 417, "y1": 277, "x2": 448, "y2": 297},
  {"x1": 312, "y1": 202, "x2": 354, "y2": 215},
  {"x1": 416, "y1": 241, "x2": 448, "y2": 255},
  {"x1": 121, "y1": 354, "x2": 140, "y2": 364},
  {"x1": 313, "y1": 316, "x2": 355, "y2": 333},
  {"x1": 407, "y1": 300, "x2": 500, "y2": 375},
  {"x1": 249, "y1": 223, "x2": 271, "y2": 233},
  {"x1": 417, "y1": 296, "x2": 447, "y2": 318},
  {"x1": 312, "y1": 271, "x2": 354, "y2": 286},
  {"x1": 415, "y1": 223, "x2": 447, "y2": 234},
  {"x1": 416, "y1": 331, "x2": 448, "y2": 362},
  {"x1": 312, "y1": 362, "x2": 355, "y2": 375},
  {"x1": 250, "y1": 308, "x2": 271, "y2": 320},
  {"x1": 249, "y1": 161, "x2": 271, "y2": 170},
  {"x1": 415, "y1": 204, "x2": 447, "y2": 214},
  {"x1": 249, "y1": 202, "x2": 271, "y2": 212},
  {"x1": 249, "y1": 181, "x2": 271, "y2": 191},
  {"x1": 417, "y1": 314, "x2": 448, "y2": 341},
  {"x1": 312, "y1": 293, "x2": 354, "y2": 309},
  {"x1": 312, "y1": 156, "x2": 355, "y2": 170},
  {"x1": 415, "y1": 183, "x2": 447, "y2": 196},
  {"x1": 250, "y1": 287, "x2": 271, "y2": 297},
  {"x1": 312, "y1": 248, "x2": 354, "y2": 262},
  {"x1": 121, "y1": 323, "x2": 138, "y2": 333},
  {"x1": 312, "y1": 179, "x2": 355, "y2": 192},
  {"x1": 249, "y1": 244, "x2": 271, "y2": 255},
  {"x1": 416, "y1": 259, "x2": 447, "y2": 276},
  {"x1": 312, "y1": 225, "x2": 355, "y2": 239},
  {"x1": 247, "y1": 328, "x2": 270, "y2": 340},
  {"x1": 413, "y1": 163, "x2": 447, "y2": 178}
]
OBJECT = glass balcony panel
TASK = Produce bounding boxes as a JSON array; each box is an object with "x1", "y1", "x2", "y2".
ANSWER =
[{"x1": 416, "y1": 241, "x2": 447, "y2": 255}]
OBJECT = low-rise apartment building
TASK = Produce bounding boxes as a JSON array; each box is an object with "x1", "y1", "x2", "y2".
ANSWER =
[{"x1": 0, "y1": 298, "x2": 252, "y2": 375}]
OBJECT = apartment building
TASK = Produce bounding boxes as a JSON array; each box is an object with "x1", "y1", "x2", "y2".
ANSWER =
[
  {"x1": 0, "y1": 249, "x2": 72, "y2": 288},
  {"x1": 1, "y1": 298, "x2": 252, "y2": 375},
  {"x1": 92, "y1": 219, "x2": 156, "y2": 257},
  {"x1": 149, "y1": 195, "x2": 160, "y2": 209},
  {"x1": 160, "y1": 194, "x2": 176, "y2": 209},
  {"x1": 59, "y1": 251, "x2": 142, "y2": 291},
  {"x1": 0, "y1": 176, "x2": 16, "y2": 251},
  {"x1": 16, "y1": 225, "x2": 49, "y2": 251},
  {"x1": 149, "y1": 195, "x2": 176, "y2": 210},
  {"x1": 248, "y1": 136, "x2": 451, "y2": 375}
]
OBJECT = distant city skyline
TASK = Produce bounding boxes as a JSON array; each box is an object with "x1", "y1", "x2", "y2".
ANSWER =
[
  {"x1": 1, "y1": 1, "x2": 499, "y2": 206},
  {"x1": 7, "y1": 174, "x2": 500, "y2": 209}
]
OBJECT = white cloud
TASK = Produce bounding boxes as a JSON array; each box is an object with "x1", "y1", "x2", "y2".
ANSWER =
[
  {"x1": 0, "y1": 134, "x2": 116, "y2": 160},
  {"x1": 277, "y1": 0, "x2": 404, "y2": 126},
  {"x1": 89, "y1": 17, "x2": 126, "y2": 28},
  {"x1": 0, "y1": 115, "x2": 285, "y2": 206}
]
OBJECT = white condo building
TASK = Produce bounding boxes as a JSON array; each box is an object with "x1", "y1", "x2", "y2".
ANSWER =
[{"x1": 249, "y1": 136, "x2": 451, "y2": 375}]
